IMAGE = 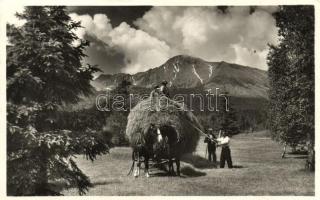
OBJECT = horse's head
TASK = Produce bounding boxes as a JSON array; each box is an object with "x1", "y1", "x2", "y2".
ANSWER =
[
  {"x1": 143, "y1": 124, "x2": 163, "y2": 155},
  {"x1": 145, "y1": 123, "x2": 162, "y2": 144}
]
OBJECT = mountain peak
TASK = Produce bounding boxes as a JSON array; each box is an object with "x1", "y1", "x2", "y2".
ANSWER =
[
  {"x1": 92, "y1": 55, "x2": 268, "y2": 98},
  {"x1": 167, "y1": 55, "x2": 206, "y2": 64}
]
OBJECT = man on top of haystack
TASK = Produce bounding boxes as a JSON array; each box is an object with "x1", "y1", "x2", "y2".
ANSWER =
[
  {"x1": 160, "y1": 80, "x2": 170, "y2": 98},
  {"x1": 150, "y1": 80, "x2": 170, "y2": 111}
]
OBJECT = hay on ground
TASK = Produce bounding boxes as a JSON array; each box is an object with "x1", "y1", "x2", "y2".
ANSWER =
[{"x1": 126, "y1": 95, "x2": 203, "y2": 154}]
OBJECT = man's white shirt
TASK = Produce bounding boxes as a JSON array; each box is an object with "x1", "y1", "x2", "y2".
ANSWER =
[
  {"x1": 160, "y1": 85, "x2": 165, "y2": 92},
  {"x1": 217, "y1": 136, "x2": 230, "y2": 147},
  {"x1": 157, "y1": 128, "x2": 163, "y2": 142}
]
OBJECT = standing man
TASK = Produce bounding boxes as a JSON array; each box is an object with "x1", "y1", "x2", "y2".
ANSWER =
[
  {"x1": 217, "y1": 130, "x2": 233, "y2": 168},
  {"x1": 150, "y1": 84, "x2": 161, "y2": 97},
  {"x1": 204, "y1": 128, "x2": 217, "y2": 164},
  {"x1": 160, "y1": 80, "x2": 170, "y2": 98},
  {"x1": 150, "y1": 84, "x2": 161, "y2": 111}
]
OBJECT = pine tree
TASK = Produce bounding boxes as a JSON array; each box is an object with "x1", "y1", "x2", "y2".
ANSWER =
[
  {"x1": 7, "y1": 6, "x2": 109, "y2": 195},
  {"x1": 216, "y1": 94, "x2": 240, "y2": 136},
  {"x1": 267, "y1": 6, "x2": 314, "y2": 170},
  {"x1": 103, "y1": 79, "x2": 132, "y2": 145},
  {"x1": 221, "y1": 103, "x2": 240, "y2": 136}
]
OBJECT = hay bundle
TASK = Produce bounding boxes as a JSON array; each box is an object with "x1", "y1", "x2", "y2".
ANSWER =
[{"x1": 126, "y1": 96, "x2": 202, "y2": 154}]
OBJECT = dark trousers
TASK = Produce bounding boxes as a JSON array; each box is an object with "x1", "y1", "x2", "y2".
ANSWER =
[
  {"x1": 208, "y1": 147, "x2": 216, "y2": 163},
  {"x1": 220, "y1": 146, "x2": 233, "y2": 168}
]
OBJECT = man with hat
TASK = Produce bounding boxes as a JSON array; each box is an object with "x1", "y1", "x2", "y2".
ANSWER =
[
  {"x1": 150, "y1": 84, "x2": 161, "y2": 111},
  {"x1": 204, "y1": 128, "x2": 217, "y2": 164},
  {"x1": 217, "y1": 130, "x2": 233, "y2": 168},
  {"x1": 160, "y1": 80, "x2": 170, "y2": 98}
]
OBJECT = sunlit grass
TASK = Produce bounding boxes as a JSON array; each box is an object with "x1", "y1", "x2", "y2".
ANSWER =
[{"x1": 62, "y1": 130, "x2": 314, "y2": 196}]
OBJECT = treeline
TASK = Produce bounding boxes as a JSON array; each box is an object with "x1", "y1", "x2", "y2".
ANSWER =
[
  {"x1": 97, "y1": 83, "x2": 268, "y2": 139},
  {"x1": 76, "y1": 80, "x2": 268, "y2": 144}
]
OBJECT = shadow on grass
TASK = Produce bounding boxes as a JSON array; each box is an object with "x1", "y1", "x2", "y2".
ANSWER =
[
  {"x1": 150, "y1": 166, "x2": 206, "y2": 178},
  {"x1": 293, "y1": 156, "x2": 308, "y2": 159},
  {"x1": 297, "y1": 168, "x2": 315, "y2": 173},
  {"x1": 180, "y1": 166, "x2": 206, "y2": 177},
  {"x1": 52, "y1": 179, "x2": 122, "y2": 194},
  {"x1": 92, "y1": 179, "x2": 122, "y2": 186},
  {"x1": 181, "y1": 153, "x2": 218, "y2": 169},
  {"x1": 283, "y1": 154, "x2": 308, "y2": 159},
  {"x1": 151, "y1": 171, "x2": 172, "y2": 177},
  {"x1": 231, "y1": 165, "x2": 245, "y2": 168},
  {"x1": 287, "y1": 151, "x2": 308, "y2": 155},
  {"x1": 120, "y1": 191, "x2": 146, "y2": 196}
]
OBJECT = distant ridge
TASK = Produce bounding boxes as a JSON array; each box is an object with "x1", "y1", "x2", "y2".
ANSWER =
[{"x1": 92, "y1": 55, "x2": 268, "y2": 99}]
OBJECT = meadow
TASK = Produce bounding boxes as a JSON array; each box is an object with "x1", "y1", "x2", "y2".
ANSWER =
[{"x1": 62, "y1": 130, "x2": 314, "y2": 196}]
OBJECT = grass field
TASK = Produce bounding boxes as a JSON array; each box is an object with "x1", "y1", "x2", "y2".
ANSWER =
[{"x1": 62, "y1": 130, "x2": 314, "y2": 196}]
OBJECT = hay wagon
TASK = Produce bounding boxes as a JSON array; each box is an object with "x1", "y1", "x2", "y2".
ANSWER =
[{"x1": 126, "y1": 95, "x2": 203, "y2": 176}]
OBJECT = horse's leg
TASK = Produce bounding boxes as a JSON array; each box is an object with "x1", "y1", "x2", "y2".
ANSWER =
[
  {"x1": 168, "y1": 152, "x2": 175, "y2": 175},
  {"x1": 168, "y1": 158, "x2": 173, "y2": 175},
  {"x1": 128, "y1": 150, "x2": 135, "y2": 176},
  {"x1": 137, "y1": 160, "x2": 141, "y2": 176},
  {"x1": 133, "y1": 152, "x2": 140, "y2": 177},
  {"x1": 145, "y1": 154, "x2": 150, "y2": 178},
  {"x1": 281, "y1": 143, "x2": 287, "y2": 159},
  {"x1": 133, "y1": 163, "x2": 138, "y2": 177},
  {"x1": 137, "y1": 159, "x2": 141, "y2": 177},
  {"x1": 169, "y1": 145, "x2": 176, "y2": 176},
  {"x1": 175, "y1": 157, "x2": 181, "y2": 176},
  {"x1": 133, "y1": 163, "x2": 139, "y2": 177}
]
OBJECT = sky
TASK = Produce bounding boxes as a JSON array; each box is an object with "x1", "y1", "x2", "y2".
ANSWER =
[{"x1": 6, "y1": 6, "x2": 279, "y2": 75}]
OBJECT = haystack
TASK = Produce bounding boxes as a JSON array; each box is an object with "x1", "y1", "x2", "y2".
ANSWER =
[{"x1": 126, "y1": 95, "x2": 202, "y2": 154}]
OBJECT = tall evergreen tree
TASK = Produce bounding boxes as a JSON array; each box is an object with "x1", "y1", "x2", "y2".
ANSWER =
[
  {"x1": 7, "y1": 6, "x2": 109, "y2": 195},
  {"x1": 267, "y1": 6, "x2": 314, "y2": 169},
  {"x1": 210, "y1": 94, "x2": 240, "y2": 135},
  {"x1": 219, "y1": 95, "x2": 240, "y2": 136}
]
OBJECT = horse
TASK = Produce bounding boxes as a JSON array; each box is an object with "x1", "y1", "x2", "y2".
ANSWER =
[
  {"x1": 128, "y1": 144, "x2": 151, "y2": 178},
  {"x1": 154, "y1": 125, "x2": 181, "y2": 176},
  {"x1": 128, "y1": 124, "x2": 181, "y2": 177},
  {"x1": 128, "y1": 123, "x2": 158, "y2": 178}
]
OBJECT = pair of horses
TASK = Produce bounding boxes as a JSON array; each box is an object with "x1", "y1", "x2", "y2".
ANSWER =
[{"x1": 128, "y1": 124, "x2": 181, "y2": 178}]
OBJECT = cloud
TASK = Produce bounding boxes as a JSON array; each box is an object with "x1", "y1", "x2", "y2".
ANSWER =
[
  {"x1": 69, "y1": 13, "x2": 113, "y2": 46},
  {"x1": 233, "y1": 46, "x2": 269, "y2": 69},
  {"x1": 70, "y1": 13, "x2": 171, "y2": 74},
  {"x1": 82, "y1": 35, "x2": 126, "y2": 74},
  {"x1": 109, "y1": 22, "x2": 170, "y2": 74},
  {"x1": 135, "y1": 6, "x2": 279, "y2": 70},
  {"x1": 7, "y1": 6, "x2": 279, "y2": 74},
  {"x1": 255, "y1": 6, "x2": 279, "y2": 14}
]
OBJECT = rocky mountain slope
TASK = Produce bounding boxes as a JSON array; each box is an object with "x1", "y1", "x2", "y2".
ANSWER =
[{"x1": 92, "y1": 55, "x2": 269, "y2": 99}]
